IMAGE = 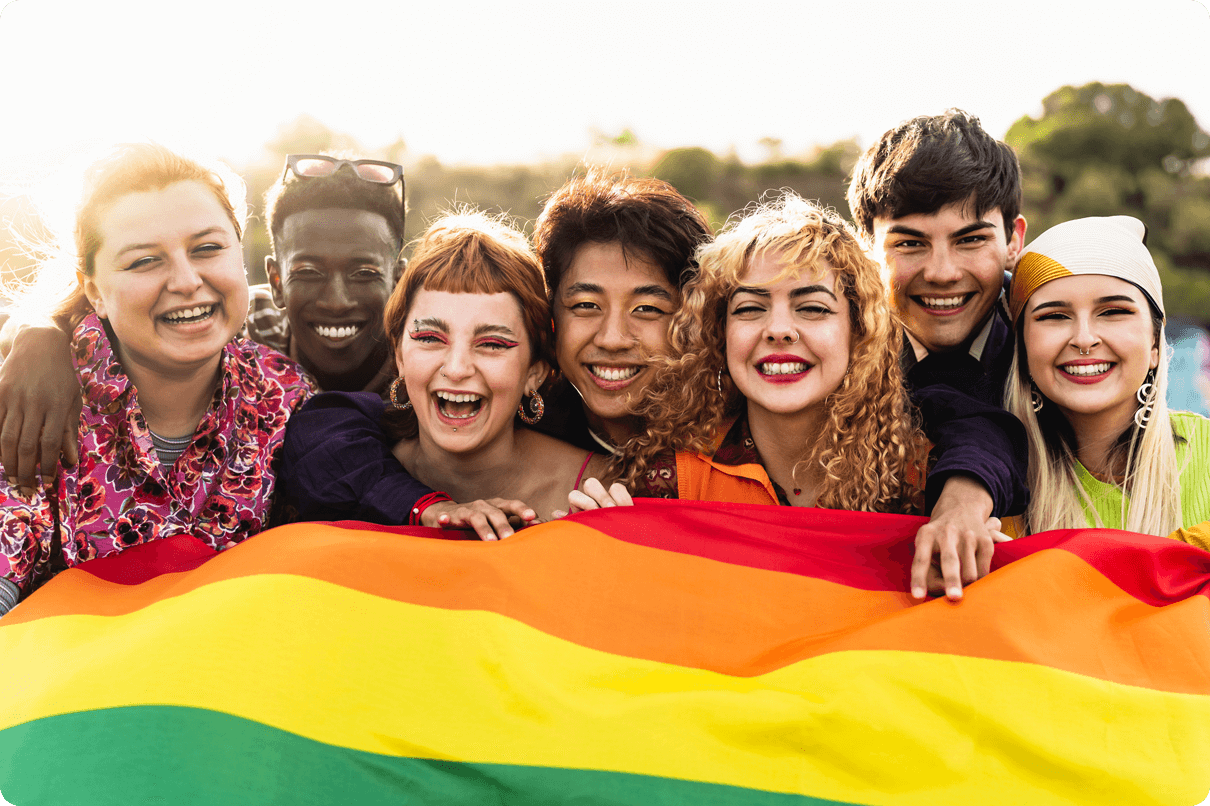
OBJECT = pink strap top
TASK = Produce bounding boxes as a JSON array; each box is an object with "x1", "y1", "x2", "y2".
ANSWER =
[{"x1": 573, "y1": 451, "x2": 595, "y2": 491}]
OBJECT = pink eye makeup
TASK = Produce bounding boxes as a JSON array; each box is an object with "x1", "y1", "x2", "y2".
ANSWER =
[{"x1": 409, "y1": 329, "x2": 447, "y2": 344}]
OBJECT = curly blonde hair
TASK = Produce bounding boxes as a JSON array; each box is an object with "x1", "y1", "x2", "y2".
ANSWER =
[{"x1": 612, "y1": 192, "x2": 928, "y2": 513}]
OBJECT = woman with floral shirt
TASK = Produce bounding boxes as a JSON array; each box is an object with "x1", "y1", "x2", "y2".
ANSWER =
[{"x1": 0, "y1": 144, "x2": 312, "y2": 613}]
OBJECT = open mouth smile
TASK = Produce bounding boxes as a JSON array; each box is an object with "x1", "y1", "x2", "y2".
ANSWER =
[
  {"x1": 585, "y1": 364, "x2": 642, "y2": 390},
  {"x1": 311, "y1": 323, "x2": 364, "y2": 342},
  {"x1": 757, "y1": 358, "x2": 810, "y2": 382},
  {"x1": 161, "y1": 304, "x2": 217, "y2": 324},
  {"x1": 913, "y1": 294, "x2": 974, "y2": 312},
  {"x1": 434, "y1": 390, "x2": 484, "y2": 424},
  {"x1": 1059, "y1": 361, "x2": 1114, "y2": 381}
]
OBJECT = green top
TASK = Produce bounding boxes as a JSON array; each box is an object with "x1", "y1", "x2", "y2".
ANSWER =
[{"x1": 1074, "y1": 411, "x2": 1210, "y2": 532}]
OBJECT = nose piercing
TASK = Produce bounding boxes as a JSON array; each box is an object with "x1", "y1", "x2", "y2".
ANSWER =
[
  {"x1": 787, "y1": 332, "x2": 800, "y2": 344},
  {"x1": 440, "y1": 365, "x2": 447, "y2": 378},
  {"x1": 1079, "y1": 347, "x2": 1090, "y2": 356}
]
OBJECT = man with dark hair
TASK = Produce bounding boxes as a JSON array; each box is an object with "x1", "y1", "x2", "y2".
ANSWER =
[
  {"x1": 251, "y1": 154, "x2": 407, "y2": 395},
  {"x1": 532, "y1": 168, "x2": 713, "y2": 451},
  {"x1": 847, "y1": 109, "x2": 1029, "y2": 600}
]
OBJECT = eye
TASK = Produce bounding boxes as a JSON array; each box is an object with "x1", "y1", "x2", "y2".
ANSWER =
[
  {"x1": 633, "y1": 304, "x2": 669, "y2": 316},
  {"x1": 957, "y1": 234, "x2": 989, "y2": 246},
  {"x1": 1035, "y1": 312, "x2": 1070, "y2": 322},
  {"x1": 193, "y1": 242, "x2": 226, "y2": 257},
  {"x1": 797, "y1": 304, "x2": 834, "y2": 318},
  {"x1": 730, "y1": 303, "x2": 765, "y2": 317},
  {"x1": 568, "y1": 300, "x2": 601, "y2": 314},
  {"x1": 288, "y1": 266, "x2": 324, "y2": 281},
  {"x1": 477, "y1": 338, "x2": 519, "y2": 351},
  {"x1": 1099, "y1": 306, "x2": 1134, "y2": 317},
  {"x1": 124, "y1": 255, "x2": 159, "y2": 271},
  {"x1": 352, "y1": 266, "x2": 384, "y2": 280},
  {"x1": 409, "y1": 329, "x2": 446, "y2": 344},
  {"x1": 892, "y1": 238, "x2": 926, "y2": 250}
]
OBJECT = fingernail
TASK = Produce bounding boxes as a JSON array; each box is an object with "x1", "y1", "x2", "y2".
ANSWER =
[
  {"x1": 947, "y1": 587, "x2": 962, "y2": 599},
  {"x1": 911, "y1": 587, "x2": 925, "y2": 599},
  {"x1": 524, "y1": 510, "x2": 536, "y2": 520}
]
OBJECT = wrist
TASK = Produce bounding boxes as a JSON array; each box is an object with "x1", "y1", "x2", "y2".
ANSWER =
[{"x1": 410, "y1": 492, "x2": 453, "y2": 526}]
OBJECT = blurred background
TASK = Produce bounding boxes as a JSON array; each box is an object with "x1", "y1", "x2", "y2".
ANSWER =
[{"x1": 2, "y1": 0, "x2": 1208, "y2": 405}]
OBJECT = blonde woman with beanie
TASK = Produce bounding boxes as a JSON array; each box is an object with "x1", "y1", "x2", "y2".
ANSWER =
[{"x1": 1003, "y1": 216, "x2": 1210, "y2": 547}]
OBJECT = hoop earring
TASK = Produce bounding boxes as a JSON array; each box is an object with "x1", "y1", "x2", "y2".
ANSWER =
[
  {"x1": 1030, "y1": 385, "x2": 1044, "y2": 413},
  {"x1": 1134, "y1": 370, "x2": 1157, "y2": 429},
  {"x1": 389, "y1": 377, "x2": 412, "y2": 411},
  {"x1": 518, "y1": 391, "x2": 544, "y2": 425}
]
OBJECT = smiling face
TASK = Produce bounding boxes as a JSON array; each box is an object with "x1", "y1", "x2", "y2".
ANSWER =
[
  {"x1": 552, "y1": 240, "x2": 679, "y2": 434},
  {"x1": 83, "y1": 180, "x2": 248, "y2": 381},
  {"x1": 725, "y1": 252, "x2": 852, "y2": 427},
  {"x1": 873, "y1": 199, "x2": 1024, "y2": 354},
  {"x1": 397, "y1": 289, "x2": 548, "y2": 454},
  {"x1": 267, "y1": 208, "x2": 401, "y2": 389},
  {"x1": 1023, "y1": 274, "x2": 1160, "y2": 432}
]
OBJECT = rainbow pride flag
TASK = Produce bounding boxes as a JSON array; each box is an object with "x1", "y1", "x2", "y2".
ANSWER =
[{"x1": 1, "y1": 500, "x2": 1209, "y2": 804}]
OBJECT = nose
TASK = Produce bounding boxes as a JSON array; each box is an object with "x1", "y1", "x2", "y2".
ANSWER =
[
  {"x1": 592, "y1": 307, "x2": 636, "y2": 352},
  {"x1": 165, "y1": 252, "x2": 204, "y2": 296},
  {"x1": 441, "y1": 342, "x2": 475, "y2": 381},
  {"x1": 1071, "y1": 313, "x2": 1102, "y2": 354},
  {"x1": 920, "y1": 246, "x2": 963, "y2": 285},
  {"x1": 763, "y1": 305, "x2": 800, "y2": 344},
  {"x1": 317, "y1": 273, "x2": 355, "y2": 313}
]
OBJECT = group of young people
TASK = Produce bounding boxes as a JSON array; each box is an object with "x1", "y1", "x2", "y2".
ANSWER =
[{"x1": 1, "y1": 109, "x2": 1207, "y2": 619}]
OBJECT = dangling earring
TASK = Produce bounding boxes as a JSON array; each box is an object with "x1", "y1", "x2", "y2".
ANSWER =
[
  {"x1": 1134, "y1": 370, "x2": 1157, "y2": 429},
  {"x1": 389, "y1": 377, "x2": 412, "y2": 411},
  {"x1": 518, "y1": 391, "x2": 544, "y2": 425},
  {"x1": 1030, "y1": 384, "x2": 1044, "y2": 413},
  {"x1": 716, "y1": 368, "x2": 726, "y2": 395}
]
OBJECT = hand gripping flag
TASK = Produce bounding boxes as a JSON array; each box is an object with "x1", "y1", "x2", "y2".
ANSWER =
[{"x1": 1, "y1": 499, "x2": 1209, "y2": 805}]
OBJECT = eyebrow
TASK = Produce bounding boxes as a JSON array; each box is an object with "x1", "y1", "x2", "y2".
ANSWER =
[
  {"x1": 1030, "y1": 294, "x2": 1139, "y2": 312},
  {"x1": 886, "y1": 220, "x2": 995, "y2": 240},
  {"x1": 474, "y1": 324, "x2": 518, "y2": 338},
  {"x1": 732, "y1": 284, "x2": 838, "y2": 301},
  {"x1": 115, "y1": 227, "x2": 228, "y2": 258},
  {"x1": 410, "y1": 318, "x2": 517, "y2": 338},
  {"x1": 562, "y1": 281, "x2": 675, "y2": 302}
]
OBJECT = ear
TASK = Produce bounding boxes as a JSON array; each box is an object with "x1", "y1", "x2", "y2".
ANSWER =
[
  {"x1": 1150, "y1": 344, "x2": 1161, "y2": 371},
  {"x1": 1006, "y1": 216, "x2": 1027, "y2": 268},
  {"x1": 391, "y1": 256, "x2": 406, "y2": 289},
  {"x1": 266, "y1": 256, "x2": 285, "y2": 308},
  {"x1": 78, "y1": 272, "x2": 107, "y2": 320},
  {"x1": 525, "y1": 359, "x2": 551, "y2": 395}
]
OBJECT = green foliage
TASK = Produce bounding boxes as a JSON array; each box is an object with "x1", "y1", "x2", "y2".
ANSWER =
[{"x1": 1007, "y1": 83, "x2": 1210, "y2": 317}]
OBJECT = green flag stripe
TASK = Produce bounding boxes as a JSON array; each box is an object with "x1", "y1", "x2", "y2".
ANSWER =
[{"x1": 0, "y1": 706, "x2": 863, "y2": 806}]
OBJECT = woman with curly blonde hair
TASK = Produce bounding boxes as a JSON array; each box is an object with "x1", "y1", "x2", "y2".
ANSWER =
[{"x1": 599, "y1": 192, "x2": 929, "y2": 513}]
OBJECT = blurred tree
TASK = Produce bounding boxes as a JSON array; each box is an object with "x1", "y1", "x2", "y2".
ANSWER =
[{"x1": 1007, "y1": 83, "x2": 1210, "y2": 317}]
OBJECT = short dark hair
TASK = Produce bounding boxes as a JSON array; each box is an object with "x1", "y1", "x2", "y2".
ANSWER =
[
  {"x1": 264, "y1": 152, "x2": 406, "y2": 257},
  {"x1": 533, "y1": 168, "x2": 712, "y2": 295},
  {"x1": 847, "y1": 109, "x2": 1022, "y2": 243}
]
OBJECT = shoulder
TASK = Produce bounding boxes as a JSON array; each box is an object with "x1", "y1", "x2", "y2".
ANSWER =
[
  {"x1": 245, "y1": 284, "x2": 290, "y2": 352},
  {"x1": 1171, "y1": 411, "x2": 1210, "y2": 459},
  {"x1": 226, "y1": 337, "x2": 315, "y2": 407},
  {"x1": 299, "y1": 390, "x2": 386, "y2": 420}
]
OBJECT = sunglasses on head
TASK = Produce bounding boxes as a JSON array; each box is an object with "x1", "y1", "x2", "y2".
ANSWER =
[{"x1": 282, "y1": 154, "x2": 406, "y2": 220}]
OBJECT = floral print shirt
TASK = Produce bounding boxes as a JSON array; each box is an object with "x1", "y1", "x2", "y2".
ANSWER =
[{"x1": 0, "y1": 314, "x2": 314, "y2": 596}]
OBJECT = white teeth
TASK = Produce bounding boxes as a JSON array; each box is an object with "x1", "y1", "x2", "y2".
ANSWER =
[
  {"x1": 436, "y1": 391, "x2": 483, "y2": 403},
  {"x1": 920, "y1": 296, "x2": 966, "y2": 309},
  {"x1": 760, "y1": 361, "x2": 808, "y2": 376},
  {"x1": 1063, "y1": 362, "x2": 1112, "y2": 376},
  {"x1": 314, "y1": 324, "x2": 362, "y2": 339},
  {"x1": 589, "y1": 366, "x2": 640, "y2": 381},
  {"x1": 163, "y1": 304, "x2": 214, "y2": 321}
]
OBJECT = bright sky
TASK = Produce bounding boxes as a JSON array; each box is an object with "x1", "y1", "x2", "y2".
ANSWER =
[{"x1": 1, "y1": 0, "x2": 1208, "y2": 179}]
